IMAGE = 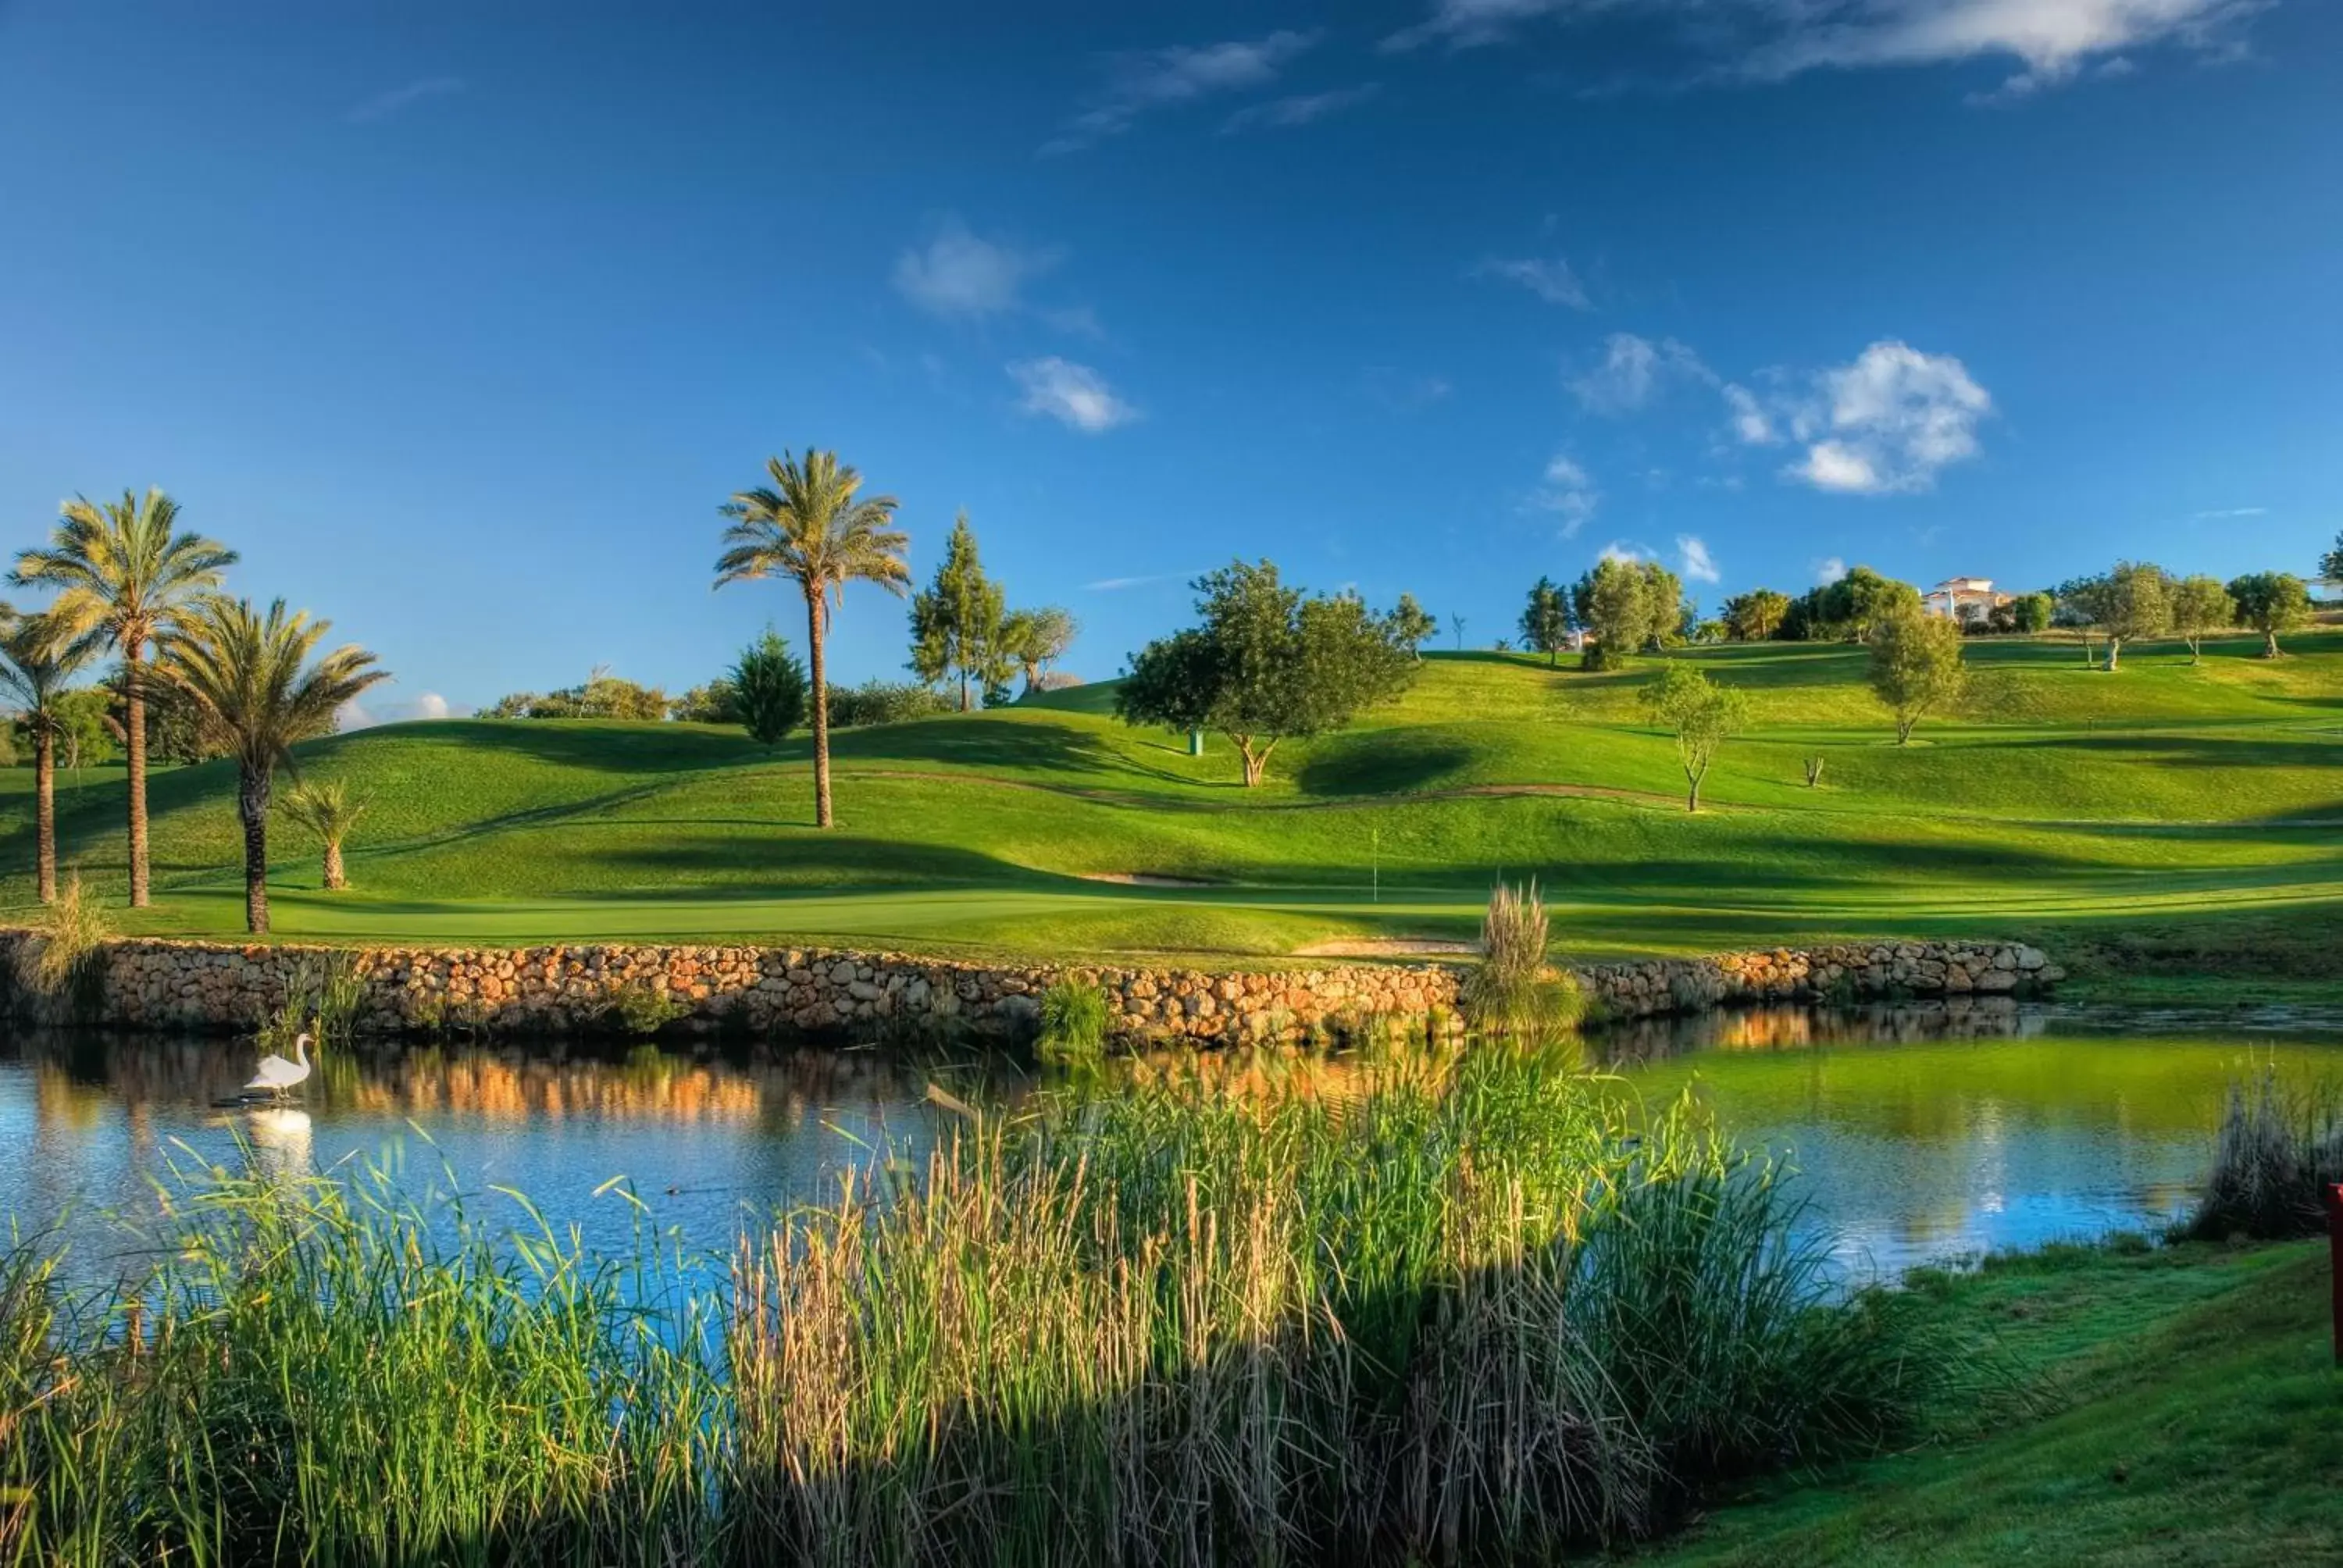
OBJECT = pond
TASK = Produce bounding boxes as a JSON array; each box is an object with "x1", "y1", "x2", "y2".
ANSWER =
[{"x1": 3, "y1": 1000, "x2": 2334, "y2": 1285}]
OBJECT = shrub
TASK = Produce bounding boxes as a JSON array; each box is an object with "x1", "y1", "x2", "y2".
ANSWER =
[
  {"x1": 603, "y1": 982, "x2": 689, "y2": 1039},
  {"x1": 1036, "y1": 976, "x2": 1112, "y2": 1064},
  {"x1": 825, "y1": 679, "x2": 954, "y2": 729},
  {"x1": 1460, "y1": 879, "x2": 1582, "y2": 1038},
  {"x1": 2178, "y1": 1068, "x2": 2343, "y2": 1240},
  {"x1": 18, "y1": 873, "x2": 109, "y2": 1018},
  {"x1": 731, "y1": 628, "x2": 810, "y2": 744}
]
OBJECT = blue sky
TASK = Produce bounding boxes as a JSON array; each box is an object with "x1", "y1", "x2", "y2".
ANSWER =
[{"x1": 1, "y1": 0, "x2": 2335, "y2": 720}]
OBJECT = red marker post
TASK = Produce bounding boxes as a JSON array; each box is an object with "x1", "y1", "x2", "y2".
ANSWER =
[{"x1": 2328, "y1": 1184, "x2": 2343, "y2": 1367}]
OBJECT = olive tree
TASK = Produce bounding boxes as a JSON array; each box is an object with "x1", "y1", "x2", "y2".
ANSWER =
[
  {"x1": 1867, "y1": 608, "x2": 1967, "y2": 744},
  {"x1": 2169, "y1": 575, "x2": 2234, "y2": 663},
  {"x1": 1573, "y1": 557, "x2": 1679, "y2": 671},
  {"x1": 2227, "y1": 572, "x2": 2312, "y2": 658},
  {"x1": 1641, "y1": 662, "x2": 1749, "y2": 812},
  {"x1": 1518, "y1": 576, "x2": 1571, "y2": 666},
  {"x1": 2062, "y1": 562, "x2": 2172, "y2": 671},
  {"x1": 1115, "y1": 561, "x2": 1416, "y2": 787}
]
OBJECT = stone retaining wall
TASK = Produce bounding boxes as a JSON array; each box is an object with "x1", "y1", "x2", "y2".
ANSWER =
[{"x1": 0, "y1": 932, "x2": 2061, "y2": 1046}]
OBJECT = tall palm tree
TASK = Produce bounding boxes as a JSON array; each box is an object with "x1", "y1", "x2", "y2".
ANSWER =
[
  {"x1": 160, "y1": 598, "x2": 386, "y2": 935},
  {"x1": 714, "y1": 451, "x2": 909, "y2": 828},
  {"x1": 280, "y1": 777, "x2": 369, "y2": 891},
  {"x1": 12, "y1": 489, "x2": 237, "y2": 907},
  {"x1": 0, "y1": 608, "x2": 98, "y2": 903}
]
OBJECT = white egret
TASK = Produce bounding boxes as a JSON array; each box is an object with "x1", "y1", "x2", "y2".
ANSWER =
[{"x1": 246, "y1": 1032, "x2": 314, "y2": 1099}]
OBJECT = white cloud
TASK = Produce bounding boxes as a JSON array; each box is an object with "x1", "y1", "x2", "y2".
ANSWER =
[
  {"x1": 1086, "y1": 573, "x2": 1178, "y2": 591},
  {"x1": 893, "y1": 218, "x2": 1061, "y2": 322},
  {"x1": 345, "y1": 76, "x2": 464, "y2": 124},
  {"x1": 1780, "y1": 340, "x2": 1993, "y2": 494},
  {"x1": 1813, "y1": 556, "x2": 1849, "y2": 586},
  {"x1": 1221, "y1": 83, "x2": 1382, "y2": 134},
  {"x1": 338, "y1": 690, "x2": 459, "y2": 731},
  {"x1": 1678, "y1": 535, "x2": 1721, "y2": 584},
  {"x1": 1384, "y1": 0, "x2": 2263, "y2": 98},
  {"x1": 1598, "y1": 540, "x2": 1649, "y2": 565},
  {"x1": 1722, "y1": 383, "x2": 1777, "y2": 444},
  {"x1": 1474, "y1": 255, "x2": 1592, "y2": 309},
  {"x1": 1532, "y1": 454, "x2": 1600, "y2": 536},
  {"x1": 2193, "y1": 505, "x2": 2267, "y2": 519},
  {"x1": 1009, "y1": 358, "x2": 1139, "y2": 433},
  {"x1": 1571, "y1": 333, "x2": 1713, "y2": 413},
  {"x1": 1045, "y1": 30, "x2": 1321, "y2": 152}
]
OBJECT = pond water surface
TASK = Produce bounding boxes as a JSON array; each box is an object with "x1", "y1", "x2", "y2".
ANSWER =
[{"x1": 3, "y1": 1000, "x2": 2334, "y2": 1285}]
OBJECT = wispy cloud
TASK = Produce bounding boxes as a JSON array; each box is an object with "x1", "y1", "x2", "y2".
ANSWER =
[
  {"x1": 1045, "y1": 30, "x2": 1321, "y2": 153},
  {"x1": 1678, "y1": 535, "x2": 1721, "y2": 584},
  {"x1": 893, "y1": 217, "x2": 1061, "y2": 322},
  {"x1": 1570, "y1": 333, "x2": 1713, "y2": 413},
  {"x1": 1086, "y1": 572, "x2": 1179, "y2": 592},
  {"x1": 1813, "y1": 556, "x2": 1849, "y2": 586},
  {"x1": 1531, "y1": 454, "x2": 1599, "y2": 536},
  {"x1": 1382, "y1": 0, "x2": 2264, "y2": 100},
  {"x1": 1009, "y1": 358, "x2": 1139, "y2": 433},
  {"x1": 345, "y1": 76, "x2": 465, "y2": 124},
  {"x1": 1360, "y1": 367, "x2": 1454, "y2": 412},
  {"x1": 1221, "y1": 82, "x2": 1382, "y2": 134},
  {"x1": 2193, "y1": 505, "x2": 2268, "y2": 519},
  {"x1": 1473, "y1": 254, "x2": 1592, "y2": 310}
]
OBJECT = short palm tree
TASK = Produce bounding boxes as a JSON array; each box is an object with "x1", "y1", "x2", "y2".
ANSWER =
[
  {"x1": 714, "y1": 451, "x2": 909, "y2": 828},
  {"x1": 280, "y1": 777, "x2": 369, "y2": 891},
  {"x1": 160, "y1": 598, "x2": 387, "y2": 934},
  {"x1": 0, "y1": 608, "x2": 97, "y2": 903},
  {"x1": 12, "y1": 489, "x2": 237, "y2": 907}
]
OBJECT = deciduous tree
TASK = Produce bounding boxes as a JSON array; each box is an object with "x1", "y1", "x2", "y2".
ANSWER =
[
  {"x1": 2227, "y1": 571, "x2": 2312, "y2": 658},
  {"x1": 2169, "y1": 575, "x2": 2234, "y2": 663},
  {"x1": 1115, "y1": 561, "x2": 1416, "y2": 787},
  {"x1": 1867, "y1": 608, "x2": 1967, "y2": 744},
  {"x1": 1518, "y1": 576, "x2": 1571, "y2": 666},
  {"x1": 1721, "y1": 588, "x2": 1791, "y2": 643},
  {"x1": 1640, "y1": 662, "x2": 1749, "y2": 812},
  {"x1": 1388, "y1": 593, "x2": 1437, "y2": 661},
  {"x1": 998, "y1": 605, "x2": 1077, "y2": 694}
]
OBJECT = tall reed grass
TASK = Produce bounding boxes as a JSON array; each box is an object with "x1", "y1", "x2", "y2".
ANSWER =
[
  {"x1": 2179, "y1": 1067, "x2": 2343, "y2": 1240},
  {"x1": 0, "y1": 1050, "x2": 1928, "y2": 1565}
]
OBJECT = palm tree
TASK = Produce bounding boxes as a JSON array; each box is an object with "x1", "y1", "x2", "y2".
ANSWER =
[
  {"x1": 280, "y1": 777, "x2": 370, "y2": 891},
  {"x1": 160, "y1": 598, "x2": 387, "y2": 934},
  {"x1": 12, "y1": 490, "x2": 237, "y2": 907},
  {"x1": 714, "y1": 451, "x2": 909, "y2": 828},
  {"x1": 0, "y1": 609, "x2": 97, "y2": 903}
]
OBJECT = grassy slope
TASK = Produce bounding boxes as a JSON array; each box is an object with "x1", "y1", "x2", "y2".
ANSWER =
[
  {"x1": 1646, "y1": 1239, "x2": 2343, "y2": 1564},
  {"x1": 1, "y1": 630, "x2": 2337, "y2": 968}
]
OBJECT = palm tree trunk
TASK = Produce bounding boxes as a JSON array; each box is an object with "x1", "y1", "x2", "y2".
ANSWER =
[
  {"x1": 240, "y1": 762, "x2": 271, "y2": 935},
  {"x1": 323, "y1": 840, "x2": 347, "y2": 891},
  {"x1": 35, "y1": 728, "x2": 55, "y2": 904},
  {"x1": 124, "y1": 645, "x2": 151, "y2": 907},
  {"x1": 805, "y1": 587, "x2": 833, "y2": 829}
]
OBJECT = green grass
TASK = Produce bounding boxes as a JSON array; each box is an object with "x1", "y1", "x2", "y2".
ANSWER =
[
  {"x1": 4, "y1": 630, "x2": 2339, "y2": 971},
  {"x1": 1643, "y1": 1238, "x2": 2343, "y2": 1564}
]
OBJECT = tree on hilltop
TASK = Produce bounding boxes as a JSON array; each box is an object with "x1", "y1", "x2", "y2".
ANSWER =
[
  {"x1": 1389, "y1": 594, "x2": 1437, "y2": 661},
  {"x1": 1867, "y1": 608, "x2": 1967, "y2": 744},
  {"x1": 1721, "y1": 588, "x2": 1791, "y2": 643},
  {"x1": 1641, "y1": 662, "x2": 1749, "y2": 813},
  {"x1": 998, "y1": 605, "x2": 1078, "y2": 696},
  {"x1": 2169, "y1": 575, "x2": 2234, "y2": 664},
  {"x1": 909, "y1": 512, "x2": 1012, "y2": 711},
  {"x1": 1519, "y1": 576, "x2": 1572, "y2": 666},
  {"x1": 1573, "y1": 557, "x2": 1680, "y2": 670},
  {"x1": 2227, "y1": 572, "x2": 2312, "y2": 658},
  {"x1": 1115, "y1": 560, "x2": 1417, "y2": 787}
]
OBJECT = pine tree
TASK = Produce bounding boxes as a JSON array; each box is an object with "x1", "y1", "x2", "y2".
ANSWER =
[{"x1": 908, "y1": 512, "x2": 1010, "y2": 710}]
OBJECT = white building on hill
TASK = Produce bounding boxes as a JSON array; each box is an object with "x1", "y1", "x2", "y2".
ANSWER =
[{"x1": 1924, "y1": 576, "x2": 2010, "y2": 622}]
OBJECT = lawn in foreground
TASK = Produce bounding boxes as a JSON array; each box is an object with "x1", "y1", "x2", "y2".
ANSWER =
[{"x1": 1642, "y1": 1238, "x2": 2343, "y2": 1565}]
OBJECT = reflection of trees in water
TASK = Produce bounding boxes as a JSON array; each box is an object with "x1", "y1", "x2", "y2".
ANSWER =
[
  {"x1": 15, "y1": 1032, "x2": 968, "y2": 1128},
  {"x1": 1592, "y1": 1000, "x2": 2041, "y2": 1067}
]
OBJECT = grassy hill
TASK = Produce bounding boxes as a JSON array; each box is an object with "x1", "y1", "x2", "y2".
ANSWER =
[{"x1": 3, "y1": 630, "x2": 2338, "y2": 984}]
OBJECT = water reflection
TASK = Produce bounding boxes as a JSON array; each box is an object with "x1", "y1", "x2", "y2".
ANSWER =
[{"x1": 3, "y1": 1004, "x2": 2337, "y2": 1284}]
